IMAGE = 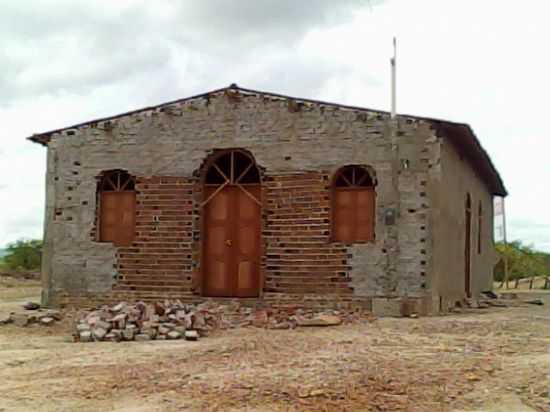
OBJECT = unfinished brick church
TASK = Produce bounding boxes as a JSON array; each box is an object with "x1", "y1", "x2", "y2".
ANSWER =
[{"x1": 29, "y1": 84, "x2": 506, "y2": 315}]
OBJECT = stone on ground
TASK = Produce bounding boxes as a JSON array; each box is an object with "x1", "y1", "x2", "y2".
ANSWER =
[
  {"x1": 39, "y1": 317, "x2": 55, "y2": 326},
  {"x1": 122, "y1": 329, "x2": 136, "y2": 341},
  {"x1": 296, "y1": 314, "x2": 342, "y2": 327},
  {"x1": 79, "y1": 331, "x2": 93, "y2": 342},
  {"x1": 92, "y1": 327, "x2": 107, "y2": 341},
  {"x1": 184, "y1": 330, "x2": 199, "y2": 341},
  {"x1": 0, "y1": 314, "x2": 12, "y2": 325},
  {"x1": 135, "y1": 334, "x2": 151, "y2": 341},
  {"x1": 10, "y1": 314, "x2": 29, "y2": 327},
  {"x1": 23, "y1": 301, "x2": 41, "y2": 310},
  {"x1": 167, "y1": 330, "x2": 182, "y2": 340},
  {"x1": 77, "y1": 323, "x2": 90, "y2": 332}
]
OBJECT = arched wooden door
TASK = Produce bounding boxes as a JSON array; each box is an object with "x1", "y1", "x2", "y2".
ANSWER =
[
  {"x1": 465, "y1": 194, "x2": 472, "y2": 297},
  {"x1": 201, "y1": 150, "x2": 261, "y2": 297}
]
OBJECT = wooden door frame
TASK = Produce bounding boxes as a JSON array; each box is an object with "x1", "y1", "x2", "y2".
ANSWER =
[{"x1": 198, "y1": 149, "x2": 263, "y2": 298}]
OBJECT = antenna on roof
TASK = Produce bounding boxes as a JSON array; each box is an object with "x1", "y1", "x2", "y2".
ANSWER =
[{"x1": 390, "y1": 37, "x2": 397, "y2": 119}]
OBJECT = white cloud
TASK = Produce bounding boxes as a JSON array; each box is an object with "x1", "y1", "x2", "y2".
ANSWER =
[{"x1": 0, "y1": 0, "x2": 548, "y2": 252}]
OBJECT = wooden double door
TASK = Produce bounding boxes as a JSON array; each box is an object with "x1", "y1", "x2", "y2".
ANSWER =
[{"x1": 202, "y1": 185, "x2": 261, "y2": 297}]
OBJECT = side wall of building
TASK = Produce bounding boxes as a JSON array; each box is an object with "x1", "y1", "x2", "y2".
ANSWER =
[
  {"x1": 430, "y1": 139, "x2": 496, "y2": 309},
  {"x1": 41, "y1": 91, "x2": 439, "y2": 312}
]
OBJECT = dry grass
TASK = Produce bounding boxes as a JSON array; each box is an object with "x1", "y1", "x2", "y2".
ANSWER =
[
  {"x1": 0, "y1": 275, "x2": 40, "y2": 306},
  {"x1": 1, "y1": 280, "x2": 549, "y2": 411}
]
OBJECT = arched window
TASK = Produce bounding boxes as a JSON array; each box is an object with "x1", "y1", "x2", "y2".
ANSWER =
[
  {"x1": 204, "y1": 150, "x2": 260, "y2": 186},
  {"x1": 332, "y1": 165, "x2": 375, "y2": 243},
  {"x1": 98, "y1": 170, "x2": 136, "y2": 247},
  {"x1": 478, "y1": 201, "x2": 483, "y2": 254}
]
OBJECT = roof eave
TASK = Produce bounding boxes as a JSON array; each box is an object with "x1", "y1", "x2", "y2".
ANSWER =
[
  {"x1": 25, "y1": 84, "x2": 507, "y2": 197},
  {"x1": 433, "y1": 121, "x2": 507, "y2": 197},
  {"x1": 28, "y1": 134, "x2": 50, "y2": 146}
]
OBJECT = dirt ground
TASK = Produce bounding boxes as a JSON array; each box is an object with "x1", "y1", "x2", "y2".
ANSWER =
[{"x1": 1, "y1": 277, "x2": 549, "y2": 412}]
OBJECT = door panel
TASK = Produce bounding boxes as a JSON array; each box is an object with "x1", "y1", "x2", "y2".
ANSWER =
[
  {"x1": 203, "y1": 187, "x2": 233, "y2": 296},
  {"x1": 209, "y1": 260, "x2": 231, "y2": 294},
  {"x1": 234, "y1": 186, "x2": 261, "y2": 297},
  {"x1": 203, "y1": 185, "x2": 261, "y2": 297},
  {"x1": 206, "y1": 227, "x2": 226, "y2": 255},
  {"x1": 238, "y1": 226, "x2": 256, "y2": 255},
  {"x1": 237, "y1": 261, "x2": 255, "y2": 292}
]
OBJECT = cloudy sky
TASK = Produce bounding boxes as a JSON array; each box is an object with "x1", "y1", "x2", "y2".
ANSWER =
[{"x1": 1, "y1": 0, "x2": 549, "y2": 251}]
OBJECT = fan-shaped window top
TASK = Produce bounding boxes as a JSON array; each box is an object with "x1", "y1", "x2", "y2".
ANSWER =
[
  {"x1": 334, "y1": 165, "x2": 374, "y2": 188},
  {"x1": 202, "y1": 150, "x2": 261, "y2": 208},
  {"x1": 205, "y1": 150, "x2": 260, "y2": 186},
  {"x1": 99, "y1": 170, "x2": 135, "y2": 192}
]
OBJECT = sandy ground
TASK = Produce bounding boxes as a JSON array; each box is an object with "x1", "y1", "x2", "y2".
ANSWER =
[{"x1": 0, "y1": 277, "x2": 549, "y2": 412}]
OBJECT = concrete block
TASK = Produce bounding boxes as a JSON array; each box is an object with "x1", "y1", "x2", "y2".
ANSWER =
[{"x1": 372, "y1": 298, "x2": 402, "y2": 317}]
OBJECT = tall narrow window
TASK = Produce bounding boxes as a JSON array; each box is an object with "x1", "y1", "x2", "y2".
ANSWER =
[
  {"x1": 465, "y1": 194, "x2": 472, "y2": 296},
  {"x1": 98, "y1": 170, "x2": 136, "y2": 247},
  {"x1": 478, "y1": 201, "x2": 483, "y2": 254},
  {"x1": 332, "y1": 165, "x2": 375, "y2": 243}
]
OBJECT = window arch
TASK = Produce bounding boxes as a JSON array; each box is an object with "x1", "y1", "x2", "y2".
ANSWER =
[
  {"x1": 98, "y1": 170, "x2": 136, "y2": 247},
  {"x1": 202, "y1": 149, "x2": 261, "y2": 207},
  {"x1": 332, "y1": 165, "x2": 375, "y2": 243},
  {"x1": 204, "y1": 150, "x2": 260, "y2": 186}
]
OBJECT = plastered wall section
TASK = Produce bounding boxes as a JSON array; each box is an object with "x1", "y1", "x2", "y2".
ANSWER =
[
  {"x1": 41, "y1": 91, "x2": 435, "y2": 306},
  {"x1": 430, "y1": 139, "x2": 496, "y2": 304},
  {"x1": 349, "y1": 120, "x2": 438, "y2": 303}
]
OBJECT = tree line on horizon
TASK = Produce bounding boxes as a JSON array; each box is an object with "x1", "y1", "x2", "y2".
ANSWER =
[
  {"x1": 1, "y1": 239, "x2": 549, "y2": 288},
  {"x1": 494, "y1": 240, "x2": 550, "y2": 289}
]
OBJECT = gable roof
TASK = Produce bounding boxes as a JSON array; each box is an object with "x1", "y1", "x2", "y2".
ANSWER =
[{"x1": 27, "y1": 84, "x2": 507, "y2": 196}]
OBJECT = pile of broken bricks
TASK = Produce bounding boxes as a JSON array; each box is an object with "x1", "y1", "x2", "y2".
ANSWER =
[
  {"x1": 0, "y1": 302, "x2": 63, "y2": 327},
  {"x1": 74, "y1": 300, "x2": 369, "y2": 343},
  {"x1": 75, "y1": 301, "x2": 205, "y2": 342}
]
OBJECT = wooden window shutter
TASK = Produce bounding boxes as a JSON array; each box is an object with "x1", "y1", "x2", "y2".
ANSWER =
[
  {"x1": 333, "y1": 166, "x2": 375, "y2": 243},
  {"x1": 356, "y1": 188, "x2": 375, "y2": 241},
  {"x1": 334, "y1": 189, "x2": 356, "y2": 242},
  {"x1": 98, "y1": 171, "x2": 136, "y2": 247}
]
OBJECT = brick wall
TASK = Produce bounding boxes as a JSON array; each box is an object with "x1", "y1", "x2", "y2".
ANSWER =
[
  {"x1": 82, "y1": 172, "x2": 355, "y2": 301},
  {"x1": 264, "y1": 172, "x2": 352, "y2": 295},
  {"x1": 40, "y1": 88, "x2": 446, "y2": 313},
  {"x1": 114, "y1": 176, "x2": 195, "y2": 299}
]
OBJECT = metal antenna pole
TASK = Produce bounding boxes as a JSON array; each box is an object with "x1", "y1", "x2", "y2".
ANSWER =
[{"x1": 391, "y1": 37, "x2": 397, "y2": 118}]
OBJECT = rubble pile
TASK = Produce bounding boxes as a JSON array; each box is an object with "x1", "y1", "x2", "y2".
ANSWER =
[
  {"x1": 74, "y1": 301, "x2": 214, "y2": 342},
  {"x1": 73, "y1": 300, "x2": 372, "y2": 343},
  {"x1": 0, "y1": 309, "x2": 63, "y2": 327}
]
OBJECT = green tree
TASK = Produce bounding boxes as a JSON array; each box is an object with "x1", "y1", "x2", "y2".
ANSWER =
[
  {"x1": 494, "y1": 241, "x2": 550, "y2": 287},
  {"x1": 3, "y1": 239, "x2": 43, "y2": 271}
]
